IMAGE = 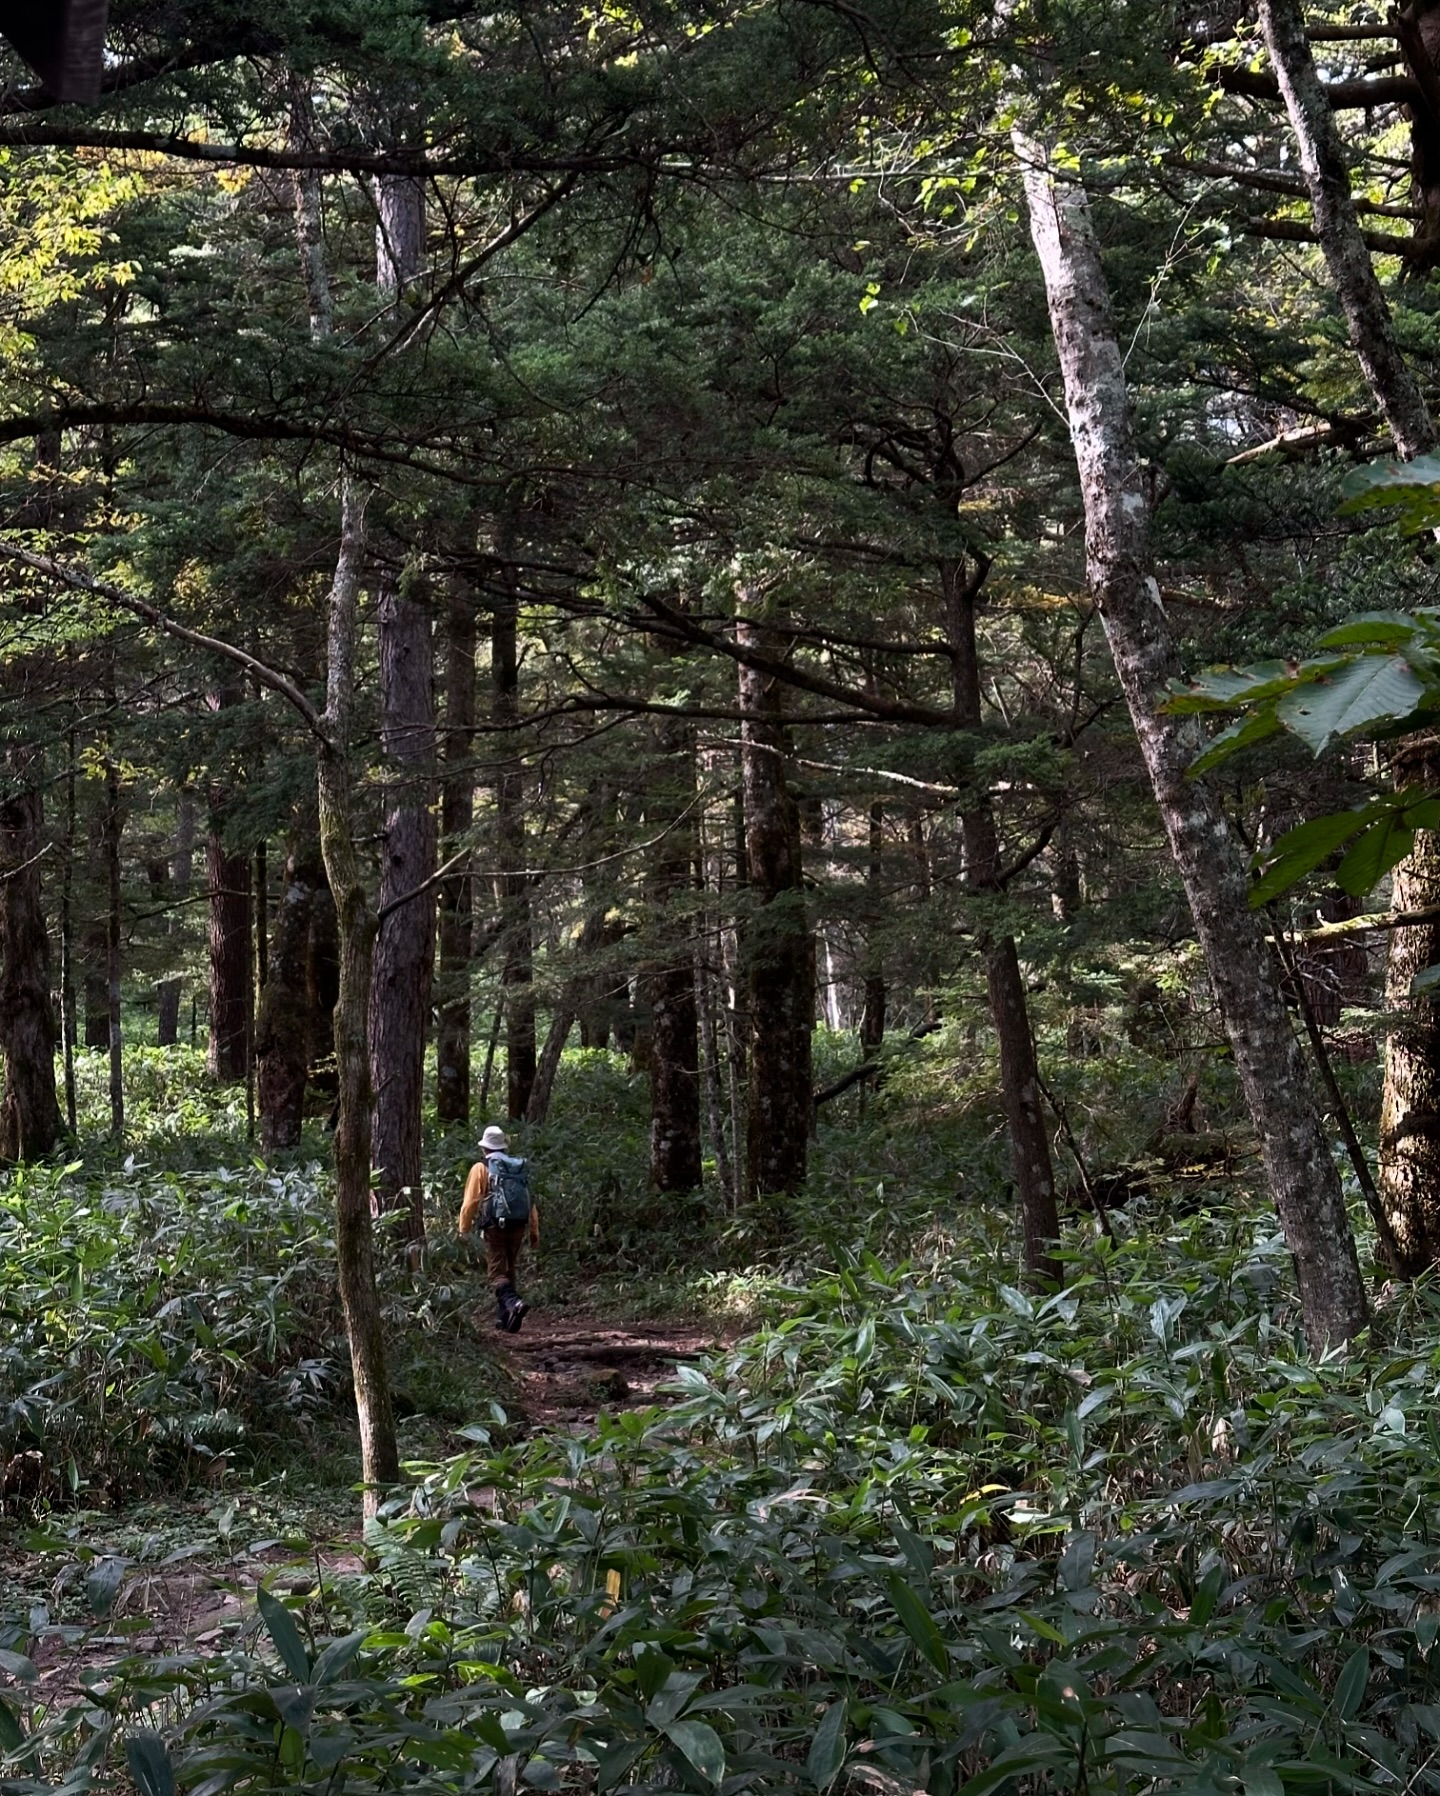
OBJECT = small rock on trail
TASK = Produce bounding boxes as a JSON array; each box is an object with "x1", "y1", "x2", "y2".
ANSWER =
[{"x1": 495, "y1": 1312, "x2": 732, "y2": 1429}]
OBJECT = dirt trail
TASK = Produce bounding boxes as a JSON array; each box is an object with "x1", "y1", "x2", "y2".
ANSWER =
[{"x1": 497, "y1": 1309, "x2": 734, "y2": 1429}]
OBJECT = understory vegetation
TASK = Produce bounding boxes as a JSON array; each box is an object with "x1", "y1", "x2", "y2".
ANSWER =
[{"x1": 2, "y1": 1030, "x2": 1433, "y2": 1796}]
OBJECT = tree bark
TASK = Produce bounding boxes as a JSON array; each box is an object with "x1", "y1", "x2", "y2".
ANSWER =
[
  {"x1": 1017, "y1": 126, "x2": 1369, "y2": 1350},
  {"x1": 291, "y1": 110, "x2": 397, "y2": 1509},
  {"x1": 256, "y1": 815, "x2": 323, "y2": 1153},
  {"x1": 368, "y1": 173, "x2": 435, "y2": 1241},
  {"x1": 206, "y1": 679, "x2": 252, "y2": 1084},
  {"x1": 492, "y1": 559, "x2": 535, "y2": 1120},
  {"x1": 319, "y1": 478, "x2": 399, "y2": 1507},
  {"x1": 435, "y1": 577, "x2": 477, "y2": 1127},
  {"x1": 103, "y1": 743, "x2": 124, "y2": 1143},
  {"x1": 859, "y1": 802, "x2": 887, "y2": 1054},
  {"x1": 1258, "y1": 0, "x2": 1436, "y2": 458},
  {"x1": 526, "y1": 1006, "x2": 575, "y2": 1127},
  {"x1": 646, "y1": 709, "x2": 702, "y2": 1193},
  {"x1": 0, "y1": 749, "x2": 62, "y2": 1161},
  {"x1": 156, "y1": 789, "x2": 194, "y2": 1046},
  {"x1": 946, "y1": 557, "x2": 1060, "y2": 1285},
  {"x1": 1259, "y1": 0, "x2": 1440, "y2": 1279},
  {"x1": 737, "y1": 598, "x2": 814, "y2": 1198}
]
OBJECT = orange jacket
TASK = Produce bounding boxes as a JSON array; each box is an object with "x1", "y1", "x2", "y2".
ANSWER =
[{"x1": 459, "y1": 1160, "x2": 541, "y2": 1245}]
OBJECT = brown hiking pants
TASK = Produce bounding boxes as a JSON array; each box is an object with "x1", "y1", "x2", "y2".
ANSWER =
[{"x1": 484, "y1": 1221, "x2": 525, "y2": 1291}]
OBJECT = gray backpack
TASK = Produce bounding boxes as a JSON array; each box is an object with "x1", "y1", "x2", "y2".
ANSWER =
[{"x1": 484, "y1": 1152, "x2": 532, "y2": 1227}]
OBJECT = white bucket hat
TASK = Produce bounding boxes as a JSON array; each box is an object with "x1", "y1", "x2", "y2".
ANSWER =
[{"x1": 480, "y1": 1125, "x2": 508, "y2": 1153}]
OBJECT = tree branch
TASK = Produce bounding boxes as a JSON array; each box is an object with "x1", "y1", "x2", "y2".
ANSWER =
[{"x1": 0, "y1": 539, "x2": 328, "y2": 742}]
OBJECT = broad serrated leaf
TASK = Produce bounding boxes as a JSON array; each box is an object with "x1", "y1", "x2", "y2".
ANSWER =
[
  {"x1": 1277, "y1": 653, "x2": 1428, "y2": 752},
  {"x1": 1189, "y1": 707, "x2": 1283, "y2": 775},
  {"x1": 1317, "y1": 611, "x2": 1426, "y2": 650},
  {"x1": 1340, "y1": 455, "x2": 1440, "y2": 532},
  {"x1": 1250, "y1": 810, "x2": 1372, "y2": 907},
  {"x1": 1336, "y1": 817, "x2": 1415, "y2": 896}
]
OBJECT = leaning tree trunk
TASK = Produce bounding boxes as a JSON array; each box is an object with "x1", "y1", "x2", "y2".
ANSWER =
[
  {"x1": 1259, "y1": 0, "x2": 1440, "y2": 1276},
  {"x1": 946, "y1": 556, "x2": 1060, "y2": 1285},
  {"x1": 435, "y1": 576, "x2": 477, "y2": 1127},
  {"x1": 0, "y1": 749, "x2": 62, "y2": 1160},
  {"x1": 492, "y1": 558, "x2": 536, "y2": 1120},
  {"x1": 646, "y1": 708, "x2": 702, "y2": 1193},
  {"x1": 368, "y1": 172, "x2": 436, "y2": 1242},
  {"x1": 1017, "y1": 124, "x2": 1368, "y2": 1350},
  {"x1": 737, "y1": 598, "x2": 815, "y2": 1199},
  {"x1": 256, "y1": 816, "x2": 323, "y2": 1153}
]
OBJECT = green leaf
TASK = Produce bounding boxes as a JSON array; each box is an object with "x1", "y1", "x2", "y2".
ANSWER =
[
  {"x1": 806, "y1": 1701, "x2": 848, "y2": 1793},
  {"x1": 1242, "y1": 1769, "x2": 1284, "y2": 1796},
  {"x1": 886, "y1": 1575, "x2": 950, "y2": 1674},
  {"x1": 1189, "y1": 707, "x2": 1283, "y2": 775},
  {"x1": 1335, "y1": 817, "x2": 1416, "y2": 896},
  {"x1": 85, "y1": 1557, "x2": 127, "y2": 1618},
  {"x1": 311, "y1": 1631, "x2": 366, "y2": 1687},
  {"x1": 273, "y1": 1685, "x2": 316, "y2": 1735},
  {"x1": 1340, "y1": 455, "x2": 1440, "y2": 532},
  {"x1": 257, "y1": 1586, "x2": 311, "y2": 1680},
  {"x1": 0, "y1": 1697, "x2": 23, "y2": 1754},
  {"x1": 1335, "y1": 1646, "x2": 1370, "y2": 1722},
  {"x1": 1250, "y1": 811, "x2": 1371, "y2": 907},
  {"x1": 663, "y1": 1718, "x2": 726, "y2": 1786},
  {"x1": 125, "y1": 1731, "x2": 175, "y2": 1796},
  {"x1": 1316, "y1": 611, "x2": 1426, "y2": 650},
  {"x1": 1276, "y1": 653, "x2": 1428, "y2": 753},
  {"x1": 1165, "y1": 661, "x2": 1302, "y2": 713},
  {"x1": 1190, "y1": 1563, "x2": 1225, "y2": 1627}
]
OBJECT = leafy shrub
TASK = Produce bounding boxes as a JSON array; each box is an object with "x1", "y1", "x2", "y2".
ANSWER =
[{"x1": 18, "y1": 1206, "x2": 1440, "y2": 1795}]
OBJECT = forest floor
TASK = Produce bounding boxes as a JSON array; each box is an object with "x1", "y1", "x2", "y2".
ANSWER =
[
  {"x1": 494, "y1": 1306, "x2": 735, "y2": 1430},
  {"x1": 5, "y1": 1302, "x2": 732, "y2": 1706}
]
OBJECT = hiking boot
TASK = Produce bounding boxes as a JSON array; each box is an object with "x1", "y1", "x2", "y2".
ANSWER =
[
  {"x1": 495, "y1": 1284, "x2": 515, "y2": 1331},
  {"x1": 505, "y1": 1294, "x2": 528, "y2": 1334}
]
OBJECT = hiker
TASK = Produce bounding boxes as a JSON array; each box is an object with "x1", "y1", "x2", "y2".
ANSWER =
[{"x1": 459, "y1": 1124, "x2": 539, "y2": 1333}]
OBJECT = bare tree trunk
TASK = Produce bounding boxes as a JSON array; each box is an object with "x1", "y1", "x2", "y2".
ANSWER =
[
  {"x1": 859, "y1": 802, "x2": 886, "y2": 1053},
  {"x1": 526, "y1": 1006, "x2": 575, "y2": 1127},
  {"x1": 292, "y1": 111, "x2": 397, "y2": 1509},
  {"x1": 646, "y1": 711, "x2": 702, "y2": 1193},
  {"x1": 256, "y1": 815, "x2": 323, "y2": 1153},
  {"x1": 368, "y1": 173, "x2": 435, "y2": 1242},
  {"x1": 59, "y1": 734, "x2": 77, "y2": 1130},
  {"x1": 206, "y1": 679, "x2": 251, "y2": 1084},
  {"x1": 737, "y1": 599, "x2": 814, "y2": 1198},
  {"x1": 156, "y1": 789, "x2": 194, "y2": 1046},
  {"x1": 0, "y1": 749, "x2": 62, "y2": 1161},
  {"x1": 320, "y1": 481, "x2": 398, "y2": 1507},
  {"x1": 947, "y1": 557, "x2": 1060, "y2": 1285},
  {"x1": 1258, "y1": 0, "x2": 1440, "y2": 1278},
  {"x1": 103, "y1": 744, "x2": 124, "y2": 1143},
  {"x1": 435, "y1": 577, "x2": 477, "y2": 1127},
  {"x1": 1017, "y1": 125, "x2": 1368, "y2": 1349},
  {"x1": 492, "y1": 560, "x2": 535, "y2": 1119},
  {"x1": 1379, "y1": 742, "x2": 1440, "y2": 1273}
]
